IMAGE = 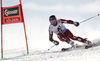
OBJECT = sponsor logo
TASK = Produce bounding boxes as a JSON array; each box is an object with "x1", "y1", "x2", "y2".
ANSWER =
[
  {"x1": 4, "y1": 17, "x2": 20, "y2": 24},
  {"x1": 4, "y1": 7, "x2": 19, "y2": 17}
]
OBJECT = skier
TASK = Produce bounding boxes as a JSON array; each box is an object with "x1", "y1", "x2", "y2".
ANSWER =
[{"x1": 48, "y1": 15, "x2": 93, "y2": 50}]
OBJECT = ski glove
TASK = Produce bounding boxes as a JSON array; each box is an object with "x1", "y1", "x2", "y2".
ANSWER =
[
  {"x1": 74, "y1": 22, "x2": 79, "y2": 27},
  {"x1": 53, "y1": 40, "x2": 59, "y2": 45}
]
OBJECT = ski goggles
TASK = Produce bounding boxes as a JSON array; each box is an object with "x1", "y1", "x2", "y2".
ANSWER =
[{"x1": 50, "y1": 20, "x2": 56, "y2": 24}]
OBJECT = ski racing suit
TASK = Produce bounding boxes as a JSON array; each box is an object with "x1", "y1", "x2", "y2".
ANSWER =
[{"x1": 49, "y1": 19, "x2": 85, "y2": 44}]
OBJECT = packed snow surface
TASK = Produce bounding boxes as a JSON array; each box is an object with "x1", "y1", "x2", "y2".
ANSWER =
[{"x1": 0, "y1": 40, "x2": 100, "y2": 61}]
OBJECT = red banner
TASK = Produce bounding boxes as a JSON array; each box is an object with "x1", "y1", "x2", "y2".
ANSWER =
[{"x1": 1, "y1": 4, "x2": 24, "y2": 24}]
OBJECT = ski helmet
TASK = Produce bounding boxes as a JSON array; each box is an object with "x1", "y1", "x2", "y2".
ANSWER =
[{"x1": 49, "y1": 15, "x2": 56, "y2": 21}]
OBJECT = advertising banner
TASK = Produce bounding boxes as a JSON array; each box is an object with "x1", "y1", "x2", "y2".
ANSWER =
[{"x1": 1, "y1": 4, "x2": 24, "y2": 24}]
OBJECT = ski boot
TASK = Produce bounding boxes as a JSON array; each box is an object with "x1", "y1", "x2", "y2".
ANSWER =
[
  {"x1": 61, "y1": 40, "x2": 75, "y2": 51},
  {"x1": 68, "y1": 40, "x2": 79, "y2": 49},
  {"x1": 84, "y1": 39, "x2": 93, "y2": 49}
]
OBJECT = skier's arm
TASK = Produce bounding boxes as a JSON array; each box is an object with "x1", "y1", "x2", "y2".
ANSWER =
[
  {"x1": 49, "y1": 30, "x2": 59, "y2": 45},
  {"x1": 59, "y1": 19, "x2": 74, "y2": 24},
  {"x1": 49, "y1": 30, "x2": 54, "y2": 42},
  {"x1": 59, "y1": 19, "x2": 79, "y2": 27}
]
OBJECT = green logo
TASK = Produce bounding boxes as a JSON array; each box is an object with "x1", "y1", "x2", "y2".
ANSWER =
[{"x1": 4, "y1": 7, "x2": 19, "y2": 17}]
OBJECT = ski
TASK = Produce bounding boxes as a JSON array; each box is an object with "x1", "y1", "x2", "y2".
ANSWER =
[
  {"x1": 61, "y1": 44, "x2": 82, "y2": 52},
  {"x1": 85, "y1": 45, "x2": 92, "y2": 49},
  {"x1": 61, "y1": 43, "x2": 95, "y2": 51},
  {"x1": 61, "y1": 48, "x2": 71, "y2": 51},
  {"x1": 61, "y1": 46, "x2": 81, "y2": 52},
  {"x1": 85, "y1": 43, "x2": 95, "y2": 49}
]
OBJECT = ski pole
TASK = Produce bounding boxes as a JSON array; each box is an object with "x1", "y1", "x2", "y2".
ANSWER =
[
  {"x1": 80, "y1": 14, "x2": 100, "y2": 24},
  {"x1": 43, "y1": 45, "x2": 55, "y2": 53},
  {"x1": 48, "y1": 45, "x2": 55, "y2": 50}
]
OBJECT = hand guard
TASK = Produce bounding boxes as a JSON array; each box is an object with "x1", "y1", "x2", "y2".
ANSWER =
[
  {"x1": 74, "y1": 22, "x2": 79, "y2": 27},
  {"x1": 53, "y1": 40, "x2": 59, "y2": 45}
]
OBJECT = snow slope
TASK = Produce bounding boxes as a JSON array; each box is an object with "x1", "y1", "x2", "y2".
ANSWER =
[{"x1": 0, "y1": 40, "x2": 100, "y2": 61}]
